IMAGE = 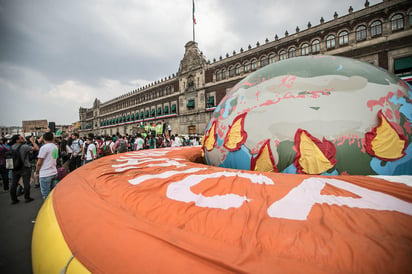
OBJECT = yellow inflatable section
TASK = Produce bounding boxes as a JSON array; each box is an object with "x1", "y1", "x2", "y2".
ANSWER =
[{"x1": 31, "y1": 191, "x2": 89, "y2": 274}]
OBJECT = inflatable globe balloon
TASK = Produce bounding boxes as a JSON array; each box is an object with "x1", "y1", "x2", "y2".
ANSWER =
[{"x1": 202, "y1": 55, "x2": 412, "y2": 175}]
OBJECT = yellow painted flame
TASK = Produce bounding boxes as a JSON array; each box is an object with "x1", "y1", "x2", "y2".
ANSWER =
[
  {"x1": 204, "y1": 123, "x2": 216, "y2": 151},
  {"x1": 298, "y1": 132, "x2": 333, "y2": 174},
  {"x1": 253, "y1": 142, "x2": 275, "y2": 172},
  {"x1": 371, "y1": 115, "x2": 406, "y2": 159},
  {"x1": 224, "y1": 116, "x2": 245, "y2": 150},
  {"x1": 200, "y1": 135, "x2": 205, "y2": 146}
]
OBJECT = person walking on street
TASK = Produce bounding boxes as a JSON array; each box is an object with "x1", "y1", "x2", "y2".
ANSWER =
[
  {"x1": 95, "y1": 136, "x2": 104, "y2": 158},
  {"x1": 69, "y1": 133, "x2": 83, "y2": 171},
  {"x1": 134, "y1": 134, "x2": 144, "y2": 151},
  {"x1": 102, "y1": 135, "x2": 114, "y2": 156},
  {"x1": 9, "y1": 134, "x2": 39, "y2": 204},
  {"x1": 114, "y1": 135, "x2": 128, "y2": 154},
  {"x1": 84, "y1": 137, "x2": 96, "y2": 164},
  {"x1": 34, "y1": 132, "x2": 58, "y2": 200},
  {"x1": 0, "y1": 138, "x2": 9, "y2": 192}
]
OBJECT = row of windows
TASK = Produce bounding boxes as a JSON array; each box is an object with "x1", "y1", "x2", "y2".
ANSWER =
[
  {"x1": 215, "y1": 12, "x2": 412, "y2": 81},
  {"x1": 96, "y1": 95, "x2": 216, "y2": 128},
  {"x1": 101, "y1": 86, "x2": 175, "y2": 115},
  {"x1": 100, "y1": 104, "x2": 178, "y2": 126}
]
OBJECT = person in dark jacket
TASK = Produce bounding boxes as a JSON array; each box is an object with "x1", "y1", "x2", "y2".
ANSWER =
[
  {"x1": 9, "y1": 134, "x2": 39, "y2": 204},
  {"x1": 0, "y1": 138, "x2": 9, "y2": 192}
]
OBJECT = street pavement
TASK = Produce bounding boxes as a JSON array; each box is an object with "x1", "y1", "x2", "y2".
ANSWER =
[{"x1": 0, "y1": 180, "x2": 43, "y2": 274}]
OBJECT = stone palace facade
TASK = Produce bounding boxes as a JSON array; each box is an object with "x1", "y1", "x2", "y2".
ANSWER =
[{"x1": 78, "y1": 0, "x2": 412, "y2": 137}]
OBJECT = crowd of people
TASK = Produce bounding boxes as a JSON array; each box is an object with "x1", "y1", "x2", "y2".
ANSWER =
[
  {"x1": 0, "y1": 125, "x2": 201, "y2": 205},
  {"x1": 62, "y1": 128, "x2": 201, "y2": 169}
]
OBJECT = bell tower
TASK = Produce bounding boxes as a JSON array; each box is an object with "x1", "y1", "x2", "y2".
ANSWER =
[{"x1": 177, "y1": 41, "x2": 208, "y2": 134}]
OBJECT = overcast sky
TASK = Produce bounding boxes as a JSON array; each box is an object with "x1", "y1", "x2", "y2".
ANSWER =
[{"x1": 0, "y1": 0, "x2": 381, "y2": 127}]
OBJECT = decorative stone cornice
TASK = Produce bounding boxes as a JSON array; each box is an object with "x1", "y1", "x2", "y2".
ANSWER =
[{"x1": 178, "y1": 41, "x2": 207, "y2": 75}]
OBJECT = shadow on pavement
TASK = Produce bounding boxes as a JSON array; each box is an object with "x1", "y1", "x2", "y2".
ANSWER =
[{"x1": 0, "y1": 181, "x2": 43, "y2": 274}]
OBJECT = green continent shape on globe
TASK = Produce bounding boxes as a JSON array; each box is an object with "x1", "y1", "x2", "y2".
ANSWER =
[{"x1": 334, "y1": 140, "x2": 375, "y2": 175}]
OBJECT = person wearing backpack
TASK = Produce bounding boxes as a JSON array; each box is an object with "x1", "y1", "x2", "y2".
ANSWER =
[
  {"x1": 102, "y1": 135, "x2": 114, "y2": 156},
  {"x1": 8, "y1": 134, "x2": 39, "y2": 204},
  {"x1": 114, "y1": 135, "x2": 128, "y2": 154}
]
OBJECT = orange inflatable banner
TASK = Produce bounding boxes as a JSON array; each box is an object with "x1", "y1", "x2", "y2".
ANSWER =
[{"x1": 33, "y1": 147, "x2": 412, "y2": 273}]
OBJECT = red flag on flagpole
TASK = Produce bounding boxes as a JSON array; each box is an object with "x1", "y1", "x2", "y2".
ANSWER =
[{"x1": 192, "y1": 0, "x2": 196, "y2": 24}]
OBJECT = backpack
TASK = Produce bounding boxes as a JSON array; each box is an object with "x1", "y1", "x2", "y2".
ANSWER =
[
  {"x1": 156, "y1": 137, "x2": 162, "y2": 147},
  {"x1": 117, "y1": 140, "x2": 127, "y2": 153},
  {"x1": 57, "y1": 167, "x2": 67, "y2": 181},
  {"x1": 5, "y1": 144, "x2": 24, "y2": 170},
  {"x1": 102, "y1": 141, "x2": 113, "y2": 156}
]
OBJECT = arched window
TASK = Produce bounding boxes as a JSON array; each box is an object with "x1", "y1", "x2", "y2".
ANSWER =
[
  {"x1": 409, "y1": 11, "x2": 412, "y2": 25},
  {"x1": 221, "y1": 68, "x2": 226, "y2": 80},
  {"x1": 229, "y1": 66, "x2": 235, "y2": 77},
  {"x1": 215, "y1": 70, "x2": 221, "y2": 81},
  {"x1": 338, "y1": 31, "x2": 349, "y2": 46},
  {"x1": 251, "y1": 59, "x2": 258, "y2": 70},
  {"x1": 235, "y1": 64, "x2": 241, "y2": 75},
  {"x1": 301, "y1": 43, "x2": 310, "y2": 56},
  {"x1": 288, "y1": 47, "x2": 296, "y2": 58},
  {"x1": 370, "y1": 20, "x2": 382, "y2": 37},
  {"x1": 326, "y1": 35, "x2": 335, "y2": 49},
  {"x1": 268, "y1": 54, "x2": 275, "y2": 64},
  {"x1": 260, "y1": 56, "x2": 268, "y2": 67},
  {"x1": 391, "y1": 14, "x2": 404, "y2": 31},
  {"x1": 279, "y1": 50, "x2": 287, "y2": 60},
  {"x1": 311, "y1": 40, "x2": 320, "y2": 54},
  {"x1": 244, "y1": 61, "x2": 250, "y2": 73},
  {"x1": 356, "y1": 25, "x2": 367, "y2": 41}
]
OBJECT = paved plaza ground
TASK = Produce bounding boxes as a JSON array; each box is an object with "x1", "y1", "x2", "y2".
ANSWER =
[{"x1": 0, "y1": 179, "x2": 43, "y2": 274}]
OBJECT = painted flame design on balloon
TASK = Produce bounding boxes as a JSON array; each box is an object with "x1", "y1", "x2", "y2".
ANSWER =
[
  {"x1": 203, "y1": 120, "x2": 217, "y2": 152},
  {"x1": 223, "y1": 113, "x2": 248, "y2": 151},
  {"x1": 251, "y1": 139, "x2": 278, "y2": 172},
  {"x1": 365, "y1": 110, "x2": 407, "y2": 161},
  {"x1": 294, "y1": 129, "x2": 337, "y2": 174}
]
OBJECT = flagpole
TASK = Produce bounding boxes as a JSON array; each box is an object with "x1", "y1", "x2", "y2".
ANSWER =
[{"x1": 192, "y1": 0, "x2": 195, "y2": 42}]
